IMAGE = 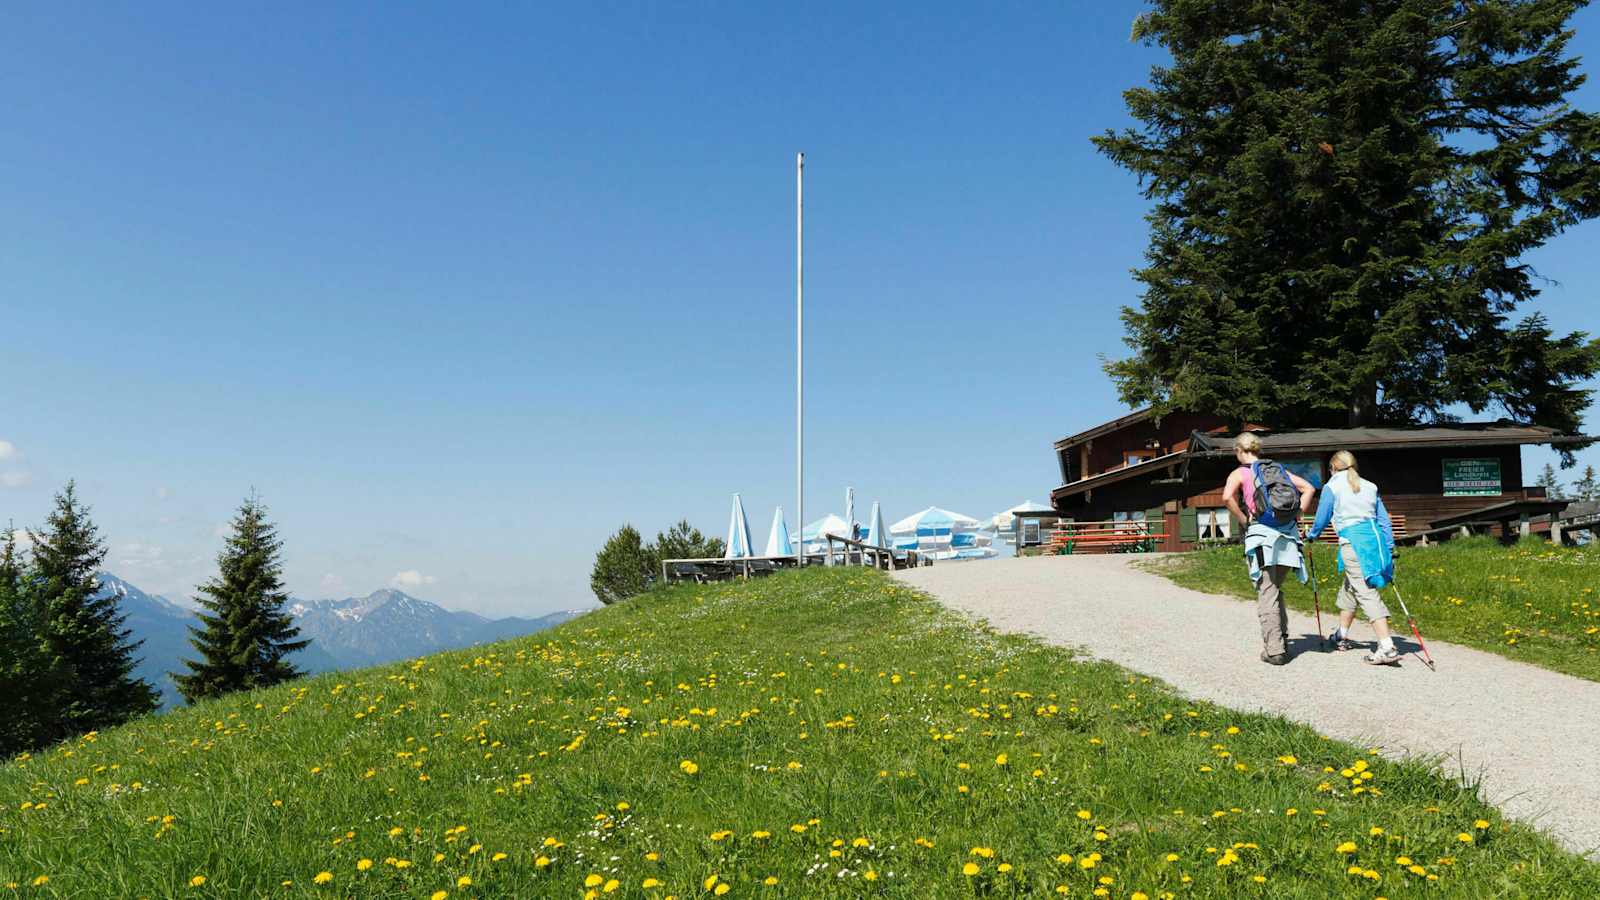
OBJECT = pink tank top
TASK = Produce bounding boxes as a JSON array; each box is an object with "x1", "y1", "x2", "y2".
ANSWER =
[{"x1": 1236, "y1": 465, "x2": 1258, "y2": 517}]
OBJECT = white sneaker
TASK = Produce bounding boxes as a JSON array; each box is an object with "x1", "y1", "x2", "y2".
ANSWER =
[{"x1": 1364, "y1": 646, "x2": 1401, "y2": 666}]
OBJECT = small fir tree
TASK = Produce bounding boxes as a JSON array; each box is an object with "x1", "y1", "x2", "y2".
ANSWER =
[
  {"x1": 590, "y1": 525, "x2": 655, "y2": 605},
  {"x1": 1573, "y1": 465, "x2": 1599, "y2": 502},
  {"x1": 31, "y1": 482, "x2": 159, "y2": 739},
  {"x1": 174, "y1": 495, "x2": 308, "y2": 703},
  {"x1": 653, "y1": 520, "x2": 725, "y2": 561},
  {"x1": 1537, "y1": 463, "x2": 1567, "y2": 500}
]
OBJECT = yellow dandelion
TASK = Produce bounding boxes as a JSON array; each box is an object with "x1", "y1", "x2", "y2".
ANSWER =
[
  {"x1": 313, "y1": 871, "x2": 333, "y2": 885},
  {"x1": 962, "y1": 862, "x2": 980, "y2": 876},
  {"x1": 456, "y1": 875, "x2": 472, "y2": 888},
  {"x1": 714, "y1": 885, "x2": 730, "y2": 896},
  {"x1": 679, "y1": 760, "x2": 699, "y2": 775},
  {"x1": 764, "y1": 876, "x2": 778, "y2": 885},
  {"x1": 431, "y1": 892, "x2": 448, "y2": 900},
  {"x1": 1336, "y1": 841, "x2": 1358, "y2": 853},
  {"x1": 1457, "y1": 833, "x2": 1474, "y2": 843},
  {"x1": 587, "y1": 874, "x2": 605, "y2": 887},
  {"x1": 189, "y1": 875, "x2": 206, "y2": 888},
  {"x1": 643, "y1": 878, "x2": 662, "y2": 888},
  {"x1": 357, "y1": 859, "x2": 373, "y2": 871}
]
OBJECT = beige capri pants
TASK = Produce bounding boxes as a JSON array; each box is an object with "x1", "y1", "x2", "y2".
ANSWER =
[{"x1": 1337, "y1": 543, "x2": 1391, "y2": 621}]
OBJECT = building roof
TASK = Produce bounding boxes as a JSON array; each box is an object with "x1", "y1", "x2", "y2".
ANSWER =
[
  {"x1": 1187, "y1": 423, "x2": 1585, "y2": 456},
  {"x1": 1052, "y1": 407, "x2": 1153, "y2": 451},
  {"x1": 1050, "y1": 448, "x2": 1187, "y2": 501},
  {"x1": 1048, "y1": 422, "x2": 1592, "y2": 503}
]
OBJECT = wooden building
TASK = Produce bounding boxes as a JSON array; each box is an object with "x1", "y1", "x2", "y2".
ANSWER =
[{"x1": 1044, "y1": 409, "x2": 1588, "y2": 552}]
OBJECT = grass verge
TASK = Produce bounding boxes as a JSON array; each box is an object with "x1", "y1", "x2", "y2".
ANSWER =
[
  {"x1": 3, "y1": 566, "x2": 1597, "y2": 897},
  {"x1": 1146, "y1": 537, "x2": 1600, "y2": 682}
]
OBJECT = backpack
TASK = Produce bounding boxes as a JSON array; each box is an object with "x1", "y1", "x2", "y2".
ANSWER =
[{"x1": 1250, "y1": 460, "x2": 1299, "y2": 528}]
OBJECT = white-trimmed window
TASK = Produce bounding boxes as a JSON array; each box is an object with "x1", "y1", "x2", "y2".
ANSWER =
[{"x1": 1197, "y1": 507, "x2": 1231, "y2": 541}]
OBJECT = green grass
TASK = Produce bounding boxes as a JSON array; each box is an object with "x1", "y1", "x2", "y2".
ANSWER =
[
  {"x1": 4, "y1": 567, "x2": 1597, "y2": 898},
  {"x1": 1147, "y1": 537, "x2": 1600, "y2": 682}
]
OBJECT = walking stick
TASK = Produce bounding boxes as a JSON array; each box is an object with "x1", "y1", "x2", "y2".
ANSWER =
[
  {"x1": 1301, "y1": 528, "x2": 1325, "y2": 648},
  {"x1": 1391, "y1": 578, "x2": 1436, "y2": 671}
]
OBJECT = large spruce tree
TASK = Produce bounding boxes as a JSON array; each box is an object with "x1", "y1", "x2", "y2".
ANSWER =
[
  {"x1": 175, "y1": 495, "x2": 308, "y2": 703},
  {"x1": 31, "y1": 482, "x2": 159, "y2": 738},
  {"x1": 0, "y1": 528, "x2": 54, "y2": 756},
  {"x1": 1094, "y1": 0, "x2": 1600, "y2": 445}
]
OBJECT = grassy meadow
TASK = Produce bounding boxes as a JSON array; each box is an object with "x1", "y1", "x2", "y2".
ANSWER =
[
  {"x1": 1148, "y1": 537, "x2": 1600, "y2": 682},
  {"x1": 4, "y1": 566, "x2": 1599, "y2": 898}
]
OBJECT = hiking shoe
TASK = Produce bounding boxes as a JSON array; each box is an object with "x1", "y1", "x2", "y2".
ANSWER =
[
  {"x1": 1364, "y1": 646, "x2": 1401, "y2": 666},
  {"x1": 1329, "y1": 634, "x2": 1357, "y2": 652},
  {"x1": 1260, "y1": 651, "x2": 1290, "y2": 666}
]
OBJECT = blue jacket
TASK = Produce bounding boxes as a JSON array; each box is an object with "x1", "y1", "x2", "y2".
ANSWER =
[{"x1": 1310, "y1": 482, "x2": 1395, "y2": 589}]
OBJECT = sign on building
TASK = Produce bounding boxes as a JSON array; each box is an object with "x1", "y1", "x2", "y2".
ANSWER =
[{"x1": 1443, "y1": 458, "x2": 1502, "y2": 496}]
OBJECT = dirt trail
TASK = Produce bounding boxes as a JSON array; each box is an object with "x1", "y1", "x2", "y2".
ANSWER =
[{"x1": 895, "y1": 554, "x2": 1600, "y2": 858}]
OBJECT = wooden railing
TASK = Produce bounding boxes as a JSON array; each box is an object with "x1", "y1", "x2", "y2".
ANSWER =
[{"x1": 822, "y1": 534, "x2": 927, "y2": 570}]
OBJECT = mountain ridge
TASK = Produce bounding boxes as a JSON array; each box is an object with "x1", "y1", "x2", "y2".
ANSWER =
[{"x1": 96, "y1": 573, "x2": 587, "y2": 707}]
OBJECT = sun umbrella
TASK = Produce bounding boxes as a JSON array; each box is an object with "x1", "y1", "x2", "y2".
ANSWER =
[
  {"x1": 844, "y1": 487, "x2": 856, "y2": 537},
  {"x1": 724, "y1": 493, "x2": 755, "y2": 559},
  {"x1": 865, "y1": 501, "x2": 888, "y2": 549},
  {"x1": 990, "y1": 500, "x2": 1054, "y2": 531},
  {"x1": 765, "y1": 507, "x2": 793, "y2": 557}
]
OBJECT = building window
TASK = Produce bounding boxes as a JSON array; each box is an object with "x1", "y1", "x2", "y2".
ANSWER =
[
  {"x1": 1113, "y1": 510, "x2": 1148, "y2": 532},
  {"x1": 1197, "y1": 507, "x2": 1231, "y2": 541}
]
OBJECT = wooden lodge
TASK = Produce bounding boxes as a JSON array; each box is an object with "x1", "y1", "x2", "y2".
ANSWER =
[{"x1": 1028, "y1": 409, "x2": 1589, "y2": 553}]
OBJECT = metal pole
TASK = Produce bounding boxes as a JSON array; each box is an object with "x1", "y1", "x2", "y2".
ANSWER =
[{"x1": 796, "y1": 151, "x2": 805, "y2": 568}]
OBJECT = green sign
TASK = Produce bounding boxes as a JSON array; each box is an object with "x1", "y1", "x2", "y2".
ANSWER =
[{"x1": 1443, "y1": 458, "x2": 1501, "y2": 496}]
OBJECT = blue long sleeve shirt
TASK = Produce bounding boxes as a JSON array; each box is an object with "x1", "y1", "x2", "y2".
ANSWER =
[{"x1": 1310, "y1": 476, "x2": 1394, "y2": 550}]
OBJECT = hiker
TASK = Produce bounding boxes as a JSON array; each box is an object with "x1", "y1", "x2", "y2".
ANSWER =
[
  {"x1": 1222, "y1": 432, "x2": 1317, "y2": 666},
  {"x1": 1308, "y1": 450, "x2": 1400, "y2": 665}
]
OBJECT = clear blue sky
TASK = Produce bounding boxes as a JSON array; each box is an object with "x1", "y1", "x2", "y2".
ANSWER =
[{"x1": 3, "y1": 3, "x2": 1597, "y2": 616}]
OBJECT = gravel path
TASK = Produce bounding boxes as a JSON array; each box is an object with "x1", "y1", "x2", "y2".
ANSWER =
[{"x1": 894, "y1": 554, "x2": 1600, "y2": 858}]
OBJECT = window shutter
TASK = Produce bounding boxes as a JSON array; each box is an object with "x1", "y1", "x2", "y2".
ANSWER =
[
  {"x1": 1146, "y1": 506, "x2": 1165, "y2": 534},
  {"x1": 1179, "y1": 506, "x2": 1198, "y2": 542}
]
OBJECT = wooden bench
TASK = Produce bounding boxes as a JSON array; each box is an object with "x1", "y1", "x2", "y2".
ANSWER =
[
  {"x1": 1296, "y1": 514, "x2": 1407, "y2": 543},
  {"x1": 1047, "y1": 522, "x2": 1168, "y2": 554}
]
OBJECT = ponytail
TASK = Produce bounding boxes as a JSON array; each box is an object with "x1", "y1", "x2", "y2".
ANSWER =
[{"x1": 1330, "y1": 450, "x2": 1360, "y2": 493}]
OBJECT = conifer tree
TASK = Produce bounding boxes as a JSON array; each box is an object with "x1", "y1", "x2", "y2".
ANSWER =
[
  {"x1": 1094, "y1": 0, "x2": 1600, "y2": 449},
  {"x1": 174, "y1": 495, "x2": 308, "y2": 703},
  {"x1": 1537, "y1": 463, "x2": 1567, "y2": 499},
  {"x1": 31, "y1": 482, "x2": 159, "y2": 739},
  {"x1": 0, "y1": 528, "x2": 54, "y2": 756},
  {"x1": 590, "y1": 525, "x2": 654, "y2": 605},
  {"x1": 1573, "y1": 465, "x2": 1599, "y2": 502}
]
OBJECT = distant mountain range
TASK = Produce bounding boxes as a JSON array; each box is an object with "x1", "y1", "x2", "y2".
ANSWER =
[{"x1": 95, "y1": 574, "x2": 587, "y2": 708}]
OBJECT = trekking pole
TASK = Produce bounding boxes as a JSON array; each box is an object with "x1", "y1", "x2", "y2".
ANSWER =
[
  {"x1": 1390, "y1": 578, "x2": 1436, "y2": 672},
  {"x1": 1301, "y1": 528, "x2": 1325, "y2": 648}
]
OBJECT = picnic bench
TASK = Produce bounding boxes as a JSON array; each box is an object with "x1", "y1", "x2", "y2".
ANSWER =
[{"x1": 1046, "y1": 521, "x2": 1167, "y2": 554}]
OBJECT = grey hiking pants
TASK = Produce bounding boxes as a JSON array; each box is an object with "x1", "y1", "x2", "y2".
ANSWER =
[{"x1": 1256, "y1": 564, "x2": 1290, "y2": 657}]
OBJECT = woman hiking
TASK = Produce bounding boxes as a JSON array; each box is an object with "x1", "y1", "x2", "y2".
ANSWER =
[
  {"x1": 1308, "y1": 450, "x2": 1400, "y2": 665},
  {"x1": 1222, "y1": 432, "x2": 1317, "y2": 666}
]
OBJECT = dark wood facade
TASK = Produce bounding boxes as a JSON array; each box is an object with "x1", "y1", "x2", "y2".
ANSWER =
[{"x1": 1047, "y1": 411, "x2": 1570, "y2": 552}]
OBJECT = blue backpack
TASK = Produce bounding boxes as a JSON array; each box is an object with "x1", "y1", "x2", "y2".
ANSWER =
[{"x1": 1250, "y1": 460, "x2": 1300, "y2": 528}]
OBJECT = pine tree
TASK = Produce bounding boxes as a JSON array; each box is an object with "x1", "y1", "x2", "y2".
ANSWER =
[
  {"x1": 590, "y1": 525, "x2": 655, "y2": 605},
  {"x1": 1573, "y1": 465, "x2": 1599, "y2": 502},
  {"x1": 653, "y1": 520, "x2": 725, "y2": 561},
  {"x1": 1094, "y1": 0, "x2": 1600, "y2": 446},
  {"x1": 0, "y1": 527, "x2": 54, "y2": 757},
  {"x1": 31, "y1": 482, "x2": 159, "y2": 740},
  {"x1": 1536, "y1": 463, "x2": 1566, "y2": 499},
  {"x1": 174, "y1": 495, "x2": 308, "y2": 703}
]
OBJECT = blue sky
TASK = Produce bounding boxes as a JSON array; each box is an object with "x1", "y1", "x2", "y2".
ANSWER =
[{"x1": 3, "y1": 3, "x2": 1597, "y2": 616}]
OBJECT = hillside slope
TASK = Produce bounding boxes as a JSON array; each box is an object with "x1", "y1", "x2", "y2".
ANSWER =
[{"x1": 3, "y1": 568, "x2": 1597, "y2": 897}]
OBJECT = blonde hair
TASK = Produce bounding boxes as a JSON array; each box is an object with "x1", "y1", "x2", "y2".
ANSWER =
[
  {"x1": 1330, "y1": 450, "x2": 1361, "y2": 492},
  {"x1": 1235, "y1": 432, "x2": 1262, "y2": 455}
]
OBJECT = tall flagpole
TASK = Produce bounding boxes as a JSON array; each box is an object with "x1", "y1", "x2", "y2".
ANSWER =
[{"x1": 796, "y1": 151, "x2": 805, "y2": 568}]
